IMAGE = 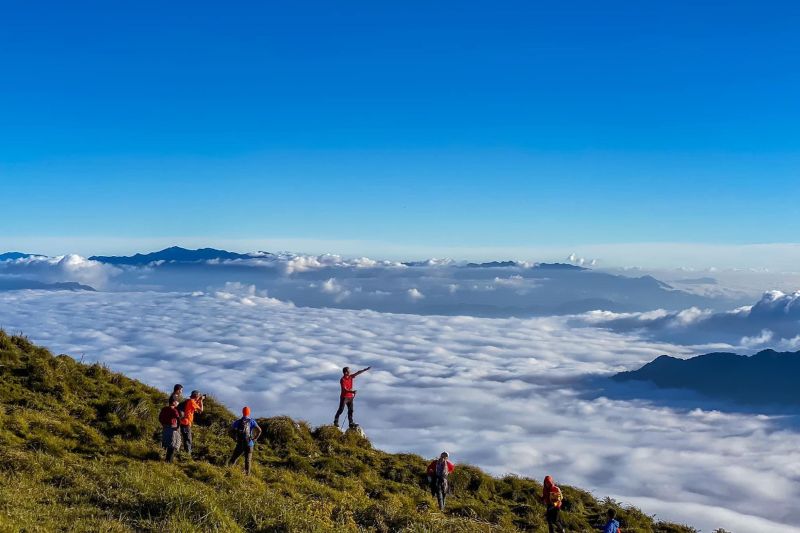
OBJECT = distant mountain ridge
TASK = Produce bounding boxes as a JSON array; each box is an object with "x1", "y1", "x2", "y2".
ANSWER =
[
  {"x1": 0, "y1": 252, "x2": 44, "y2": 261},
  {"x1": 614, "y1": 349, "x2": 800, "y2": 406},
  {"x1": 89, "y1": 246, "x2": 253, "y2": 265},
  {"x1": 465, "y1": 260, "x2": 587, "y2": 270},
  {"x1": 0, "y1": 279, "x2": 95, "y2": 291}
]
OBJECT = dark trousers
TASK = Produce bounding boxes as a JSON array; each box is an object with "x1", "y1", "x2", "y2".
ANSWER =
[
  {"x1": 229, "y1": 442, "x2": 253, "y2": 475},
  {"x1": 546, "y1": 505, "x2": 565, "y2": 533},
  {"x1": 334, "y1": 396, "x2": 354, "y2": 426},
  {"x1": 180, "y1": 425, "x2": 193, "y2": 453},
  {"x1": 430, "y1": 477, "x2": 449, "y2": 511}
]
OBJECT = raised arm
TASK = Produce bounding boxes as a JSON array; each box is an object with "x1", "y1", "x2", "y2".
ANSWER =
[{"x1": 352, "y1": 366, "x2": 371, "y2": 377}]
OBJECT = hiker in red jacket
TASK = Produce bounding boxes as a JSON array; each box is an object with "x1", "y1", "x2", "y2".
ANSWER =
[
  {"x1": 542, "y1": 475, "x2": 566, "y2": 533},
  {"x1": 158, "y1": 398, "x2": 182, "y2": 462},
  {"x1": 426, "y1": 452, "x2": 455, "y2": 510},
  {"x1": 333, "y1": 366, "x2": 370, "y2": 429}
]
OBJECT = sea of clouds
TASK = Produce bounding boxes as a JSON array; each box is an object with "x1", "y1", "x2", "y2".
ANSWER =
[
  {"x1": 578, "y1": 289, "x2": 800, "y2": 350},
  {"x1": 1, "y1": 286, "x2": 799, "y2": 532}
]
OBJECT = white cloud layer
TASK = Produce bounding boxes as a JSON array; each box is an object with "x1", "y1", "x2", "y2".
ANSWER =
[
  {"x1": 0, "y1": 254, "x2": 119, "y2": 288},
  {"x1": 0, "y1": 290, "x2": 798, "y2": 532},
  {"x1": 579, "y1": 290, "x2": 800, "y2": 350}
]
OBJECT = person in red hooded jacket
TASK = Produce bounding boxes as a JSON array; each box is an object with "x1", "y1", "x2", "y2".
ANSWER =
[
  {"x1": 158, "y1": 397, "x2": 182, "y2": 462},
  {"x1": 542, "y1": 475, "x2": 566, "y2": 533},
  {"x1": 333, "y1": 366, "x2": 370, "y2": 429},
  {"x1": 426, "y1": 452, "x2": 455, "y2": 510}
]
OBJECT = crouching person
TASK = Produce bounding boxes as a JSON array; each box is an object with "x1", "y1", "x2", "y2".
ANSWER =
[
  {"x1": 228, "y1": 406, "x2": 262, "y2": 475},
  {"x1": 158, "y1": 398, "x2": 182, "y2": 462}
]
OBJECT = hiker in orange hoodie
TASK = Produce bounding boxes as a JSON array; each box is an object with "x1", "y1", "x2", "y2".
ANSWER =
[
  {"x1": 178, "y1": 390, "x2": 204, "y2": 455},
  {"x1": 542, "y1": 475, "x2": 566, "y2": 533}
]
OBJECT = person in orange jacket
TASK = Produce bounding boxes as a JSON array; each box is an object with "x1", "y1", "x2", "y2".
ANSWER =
[
  {"x1": 426, "y1": 451, "x2": 455, "y2": 510},
  {"x1": 178, "y1": 390, "x2": 204, "y2": 455},
  {"x1": 542, "y1": 475, "x2": 565, "y2": 533}
]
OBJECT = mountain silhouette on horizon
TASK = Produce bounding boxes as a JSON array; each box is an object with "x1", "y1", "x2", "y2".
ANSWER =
[
  {"x1": 614, "y1": 349, "x2": 800, "y2": 407},
  {"x1": 0, "y1": 252, "x2": 43, "y2": 261},
  {"x1": 0, "y1": 279, "x2": 95, "y2": 292},
  {"x1": 464, "y1": 260, "x2": 587, "y2": 270},
  {"x1": 89, "y1": 246, "x2": 252, "y2": 265}
]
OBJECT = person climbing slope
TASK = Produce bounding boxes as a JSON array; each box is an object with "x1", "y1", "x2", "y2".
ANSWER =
[
  {"x1": 228, "y1": 406, "x2": 262, "y2": 476},
  {"x1": 158, "y1": 397, "x2": 182, "y2": 462},
  {"x1": 603, "y1": 509, "x2": 622, "y2": 533},
  {"x1": 333, "y1": 366, "x2": 370, "y2": 429},
  {"x1": 542, "y1": 475, "x2": 566, "y2": 533},
  {"x1": 426, "y1": 451, "x2": 455, "y2": 511},
  {"x1": 178, "y1": 390, "x2": 204, "y2": 455}
]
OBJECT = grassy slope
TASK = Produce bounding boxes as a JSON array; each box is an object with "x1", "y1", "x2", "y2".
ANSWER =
[{"x1": 0, "y1": 331, "x2": 696, "y2": 532}]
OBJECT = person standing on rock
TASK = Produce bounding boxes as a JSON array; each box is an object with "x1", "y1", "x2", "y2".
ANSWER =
[{"x1": 333, "y1": 366, "x2": 370, "y2": 429}]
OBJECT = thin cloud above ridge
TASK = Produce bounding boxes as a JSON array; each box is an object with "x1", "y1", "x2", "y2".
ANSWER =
[
  {"x1": 578, "y1": 290, "x2": 800, "y2": 350},
  {"x1": 0, "y1": 254, "x2": 119, "y2": 289},
  {"x1": 0, "y1": 290, "x2": 797, "y2": 533}
]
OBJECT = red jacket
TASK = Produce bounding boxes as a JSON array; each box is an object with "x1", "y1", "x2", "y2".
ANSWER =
[
  {"x1": 340, "y1": 375, "x2": 355, "y2": 399},
  {"x1": 159, "y1": 406, "x2": 180, "y2": 428},
  {"x1": 427, "y1": 459, "x2": 455, "y2": 477}
]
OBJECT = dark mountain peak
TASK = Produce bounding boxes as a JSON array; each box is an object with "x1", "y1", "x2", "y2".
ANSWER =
[
  {"x1": 463, "y1": 261, "x2": 589, "y2": 270},
  {"x1": 0, "y1": 252, "x2": 43, "y2": 261},
  {"x1": 89, "y1": 247, "x2": 253, "y2": 265},
  {"x1": 465, "y1": 260, "x2": 519, "y2": 268},
  {"x1": 0, "y1": 279, "x2": 95, "y2": 292},
  {"x1": 614, "y1": 348, "x2": 800, "y2": 407},
  {"x1": 534, "y1": 262, "x2": 587, "y2": 271}
]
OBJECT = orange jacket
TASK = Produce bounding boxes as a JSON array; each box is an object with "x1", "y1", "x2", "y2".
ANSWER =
[{"x1": 180, "y1": 398, "x2": 202, "y2": 426}]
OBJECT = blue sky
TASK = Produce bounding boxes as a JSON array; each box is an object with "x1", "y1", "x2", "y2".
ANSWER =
[{"x1": 1, "y1": 1, "x2": 799, "y2": 261}]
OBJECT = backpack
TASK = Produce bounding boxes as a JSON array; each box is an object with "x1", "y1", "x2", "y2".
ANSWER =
[
  {"x1": 435, "y1": 460, "x2": 450, "y2": 479},
  {"x1": 549, "y1": 486, "x2": 563, "y2": 507},
  {"x1": 235, "y1": 417, "x2": 252, "y2": 444}
]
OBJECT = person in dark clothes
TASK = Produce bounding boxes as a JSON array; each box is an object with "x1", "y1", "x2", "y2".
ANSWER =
[{"x1": 228, "y1": 406, "x2": 262, "y2": 475}]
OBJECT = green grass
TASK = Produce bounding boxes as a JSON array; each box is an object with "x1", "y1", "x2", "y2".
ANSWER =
[{"x1": 0, "y1": 330, "x2": 697, "y2": 532}]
